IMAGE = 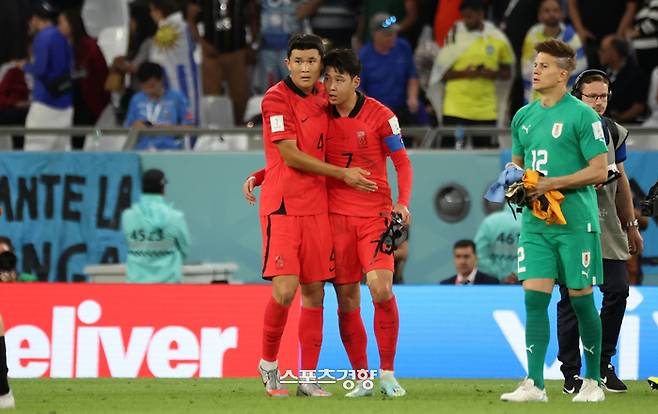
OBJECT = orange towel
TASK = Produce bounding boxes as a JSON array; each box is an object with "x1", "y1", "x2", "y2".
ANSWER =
[{"x1": 523, "y1": 170, "x2": 567, "y2": 225}]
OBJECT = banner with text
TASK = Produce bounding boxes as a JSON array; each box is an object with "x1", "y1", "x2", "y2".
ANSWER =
[
  {"x1": 3, "y1": 284, "x2": 657, "y2": 379},
  {"x1": 0, "y1": 153, "x2": 141, "y2": 281}
]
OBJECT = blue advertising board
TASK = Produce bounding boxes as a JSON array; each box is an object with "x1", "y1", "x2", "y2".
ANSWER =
[{"x1": 318, "y1": 286, "x2": 658, "y2": 379}]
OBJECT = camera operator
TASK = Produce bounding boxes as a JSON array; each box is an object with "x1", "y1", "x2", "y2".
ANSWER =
[{"x1": 0, "y1": 237, "x2": 37, "y2": 283}]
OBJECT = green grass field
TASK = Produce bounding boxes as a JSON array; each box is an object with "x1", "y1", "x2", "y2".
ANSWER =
[{"x1": 7, "y1": 378, "x2": 657, "y2": 413}]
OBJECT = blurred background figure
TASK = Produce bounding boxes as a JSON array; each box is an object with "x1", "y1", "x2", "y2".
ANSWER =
[
  {"x1": 428, "y1": 0, "x2": 514, "y2": 148},
  {"x1": 149, "y1": 0, "x2": 200, "y2": 125},
  {"x1": 124, "y1": 61, "x2": 193, "y2": 150},
  {"x1": 599, "y1": 35, "x2": 648, "y2": 124},
  {"x1": 358, "y1": 0, "x2": 419, "y2": 49},
  {"x1": 298, "y1": 0, "x2": 360, "y2": 49},
  {"x1": 187, "y1": 0, "x2": 256, "y2": 125},
  {"x1": 0, "y1": 236, "x2": 38, "y2": 282},
  {"x1": 21, "y1": 0, "x2": 74, "y2": 151},
  {"x1": 626, "y1": 0, "x2": 658, "y2": 76},
  {"x1": 121, "y1": 168, "x2": 191, "y2": 283},
  {"x1": 250, "y1": 0, "x2": 304, "y2": 95},
  {"x1": 0, "y1": 56, "x2": 30, "y2": 151},
  {"x1": 521, "y1": 0, "x2": 586, "y2": 104},
  {"x1": 567, "y1": 0, "x2": 637, "y2": 69},
  {"x1": 58, "y1": 7, "x2": 110, "y2": 150},
  {"x1": 359, "y1": 12, "x2": 424, "y2": 140},
  {"x1": 440, "y1": 239, "x2": 499, "y2": 285},
  {"x1": 474, "y1": 207, "x2": 521, "y2": 284},
  {"x1": 109, "y1": 0, "x2": 158, "y2": 124}
]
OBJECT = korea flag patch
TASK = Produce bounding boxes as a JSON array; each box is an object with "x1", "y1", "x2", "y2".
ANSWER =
[
  {"x1": 592, "y1": 121, "x2": 605, "y2": 141},
  {"x1": 388, "y1": 116, "x2": 401, "y2": 135},
  {"x1": 270, "y1": 115, "x2": 284, "y2": 133}
]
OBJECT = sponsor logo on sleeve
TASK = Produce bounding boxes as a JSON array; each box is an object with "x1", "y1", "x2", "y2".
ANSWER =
[
  {"x1": 592, "y1": 121, "x2": 605, "y2": 141},
  {"x1": 270, "y1": 115, "x2": 284, "y2": 133},
  {"x1": 388, "y1": 116, "x2": 401, "y2": 135}
]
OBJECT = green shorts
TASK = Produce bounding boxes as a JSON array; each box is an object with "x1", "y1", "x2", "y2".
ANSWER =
[{"x1": 517, "y1": 231, "x2": 603, "y2": 289}]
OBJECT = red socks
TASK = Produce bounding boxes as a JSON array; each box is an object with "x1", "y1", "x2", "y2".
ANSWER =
[
  {"x1": 299, "y1": 307, "x2": 324, "y2": 371},
  {"x1": 261, "y1": 297, "x2": 290, "y2": 362},
  {"x1": 374, "y1": 296, "x2": 399, "y2": 371},
  {"x1": 338, "y1": 307, "x2": 368, "y2": 371}
]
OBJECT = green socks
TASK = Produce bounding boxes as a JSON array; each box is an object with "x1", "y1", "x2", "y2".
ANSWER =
[
  {"x1": 570, "y1": 293, "x2": 602, "y2": 382},
  {"x1": 524, "y1": 290, "x2": 551, "y2": 390}
]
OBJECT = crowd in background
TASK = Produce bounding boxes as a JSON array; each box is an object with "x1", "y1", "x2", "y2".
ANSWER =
[{"x1": 0, "y1": 0, "x2": 657, "y2": 150}]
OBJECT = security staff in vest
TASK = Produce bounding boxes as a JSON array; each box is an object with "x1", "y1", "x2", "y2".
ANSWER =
[
  {"x1": 121, "y1": 169, "x2": 191, "y2": 283},
  {"x1": 557, "y1": 69, "x2": 644, "y2": 394}
]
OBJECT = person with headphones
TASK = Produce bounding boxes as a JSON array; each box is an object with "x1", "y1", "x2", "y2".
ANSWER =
[{"x1": 557, "y1": 69, "x2": 644, "y2": 394}]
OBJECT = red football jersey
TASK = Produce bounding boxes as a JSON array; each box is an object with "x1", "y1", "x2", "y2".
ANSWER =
[
  {"x1": 260, "y1": 78, "x2": 329, "y2": 216},
  {"x1": 325, "y1": 94, "x2": 406, "y2": 217}
]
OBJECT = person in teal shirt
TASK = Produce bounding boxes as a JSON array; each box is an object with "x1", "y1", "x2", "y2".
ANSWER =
[
  {"x1": 474, "y1": 207, "x2": 521, "y2": 283},
  {"x1": 121, "y1": 169, "x2": 190, "y2": 283}
]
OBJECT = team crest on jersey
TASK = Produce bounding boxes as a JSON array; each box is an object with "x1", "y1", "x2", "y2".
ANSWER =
[
  {"x1": 582, "y1": 251, "x2": 591, "y2": 268},
  {"x1": 275, "y1": 255, "x2": 284, "y2": 269},
  {"x1": 551, "y1": 122, "x2": 563, "y2": 139},
  {"x1": 356, "y1": 130, "x2": 368, "y2": 147}
]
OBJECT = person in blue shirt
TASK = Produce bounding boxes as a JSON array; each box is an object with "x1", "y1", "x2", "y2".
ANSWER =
[
  {"x1": 121, "y1": 169, "x2": 191, "y2": 283},
  {"x1": 19, "y1": 0, "x2": 74, "y2": 151},
  {"x1": 125, "y1": 61, "x2": 193, "y2": 150},
  {"x1": 358, "y1": 13, "x2": 423, "y2": 128}
]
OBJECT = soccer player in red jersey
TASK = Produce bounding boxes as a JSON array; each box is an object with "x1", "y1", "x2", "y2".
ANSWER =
[
  {"x1": 323, "y1": 48, "x2": 412, "y2": 397},
  {"x1": 246, "y1": 48, "x2": 412, "y2": 398},
  {"x1": 255, "y1": 34, "x2": 376, "y2": 398}
]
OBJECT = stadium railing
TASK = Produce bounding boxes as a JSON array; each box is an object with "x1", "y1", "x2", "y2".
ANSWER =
[{"x1": 1, "y1": 126, "x2": 658, "y2": 150}]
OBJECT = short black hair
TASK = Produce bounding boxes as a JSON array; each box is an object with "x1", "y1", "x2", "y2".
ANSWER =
[
  {"x1": 324, "y1": 48, "x2": 362, "y2": 78},
  {"x1": 142, "y1": 169, "x2": 167, "y2": 194},
  {"x1": 31, "y1": 0, "x2": 59, "y2": 22},
  {"x1": 287, "y1": 33, "x2": 325, "y2": 60},
  {"x1": 137, "y1": 61, "x2": 164, "y2": 83},
  {"x1": 609, "y1": 36, "x2": 630, "y2": 58},
  {"x1": 453, "y1": 239, "x2": 476, "y2": 254},
  {"x1": 0, "y1": 236, "x2": 14, "y2": 252},
  {"x1": 460, "y1": 0, "x2": 486, "y2": 12},
  {"x1": 148, "y1": 0, "x2": 179, "y2": 17}
]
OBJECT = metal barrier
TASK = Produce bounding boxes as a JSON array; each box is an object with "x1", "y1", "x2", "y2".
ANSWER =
[{"x1": 1, "y1": 126, "x2": 658, "y2": 150}]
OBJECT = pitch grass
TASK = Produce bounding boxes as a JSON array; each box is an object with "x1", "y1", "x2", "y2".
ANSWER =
[{"x1": 8, "y1": 378, "x2": 657, "y2": 413}]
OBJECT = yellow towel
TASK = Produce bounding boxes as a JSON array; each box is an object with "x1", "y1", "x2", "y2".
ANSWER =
[{"x1": 523, "y1": 170, "x2": 567, "y2": 225}]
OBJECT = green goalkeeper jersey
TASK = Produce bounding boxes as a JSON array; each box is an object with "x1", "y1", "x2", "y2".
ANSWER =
[{"x1": 511, "y1": 93, "x2": 608, "y2": 234}]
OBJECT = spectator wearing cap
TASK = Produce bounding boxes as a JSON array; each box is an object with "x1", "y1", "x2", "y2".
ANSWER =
[
  {"x1": 359, "y1": 13, "x2": 422, "y2": 128},
  {"x1": 121, "y1": 169, "x2": 191, "y2": 283},
  {"x1": 599, "y1": 35, "x2": 648, "y2": 123},
  {"x1": 124, "y1": 61, "x2": 194, "y2": 150},
  {"x1": 427, "y1": 0, "x2": 514, "y2": 148},
  {"x1": 17, "y1": 0, "x2": 74, "y2": 151},
  {"x1": 358, "y1": 0, "x2": 418, "y2": 48}
]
